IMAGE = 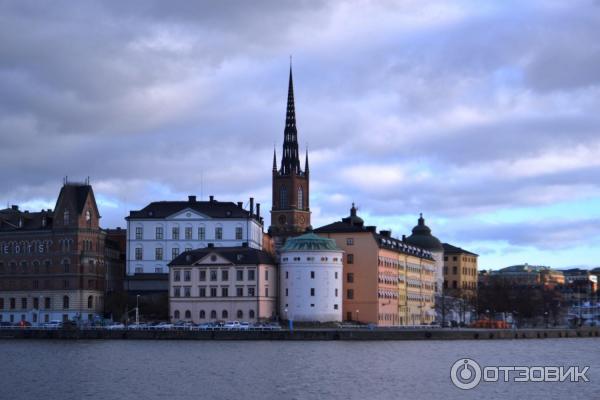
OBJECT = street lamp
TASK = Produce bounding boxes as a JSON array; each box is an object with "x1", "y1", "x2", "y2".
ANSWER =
[
  {"x1": 136, "y1": 295, "x2": 140, "y2": 326},
  {"x1": 284, "y1": 307, "x2": 293, "y2": 331}
]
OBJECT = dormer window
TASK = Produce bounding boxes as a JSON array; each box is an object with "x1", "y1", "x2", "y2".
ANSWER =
[{"x1": 63, "y1": 210, "x2": 70, "y2": 225}]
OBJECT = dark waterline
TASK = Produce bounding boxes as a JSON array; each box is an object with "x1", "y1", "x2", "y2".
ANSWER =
[{"x1": 1, "y1": 339, "x2": 598, "y2": 400}]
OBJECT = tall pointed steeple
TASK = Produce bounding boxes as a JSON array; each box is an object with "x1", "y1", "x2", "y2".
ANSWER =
[
  {"x1": 272, "y1": 146, "x2": 277, "y2": 171},
  {"x1": 304, "y1": 147, "x2": 309, "y2": 174},
  {"x1": 281, "y1": 61, "x2": 301, "y2": 175}
]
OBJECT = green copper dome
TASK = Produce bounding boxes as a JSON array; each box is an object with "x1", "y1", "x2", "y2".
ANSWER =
[{"x1": 281, "y1": 232, "x2": 341, "y2": 252}]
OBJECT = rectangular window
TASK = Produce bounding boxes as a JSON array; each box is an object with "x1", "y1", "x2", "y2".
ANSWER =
[
  {"x1": 172, "y1": 248, "x2": 179, "y2": 260},
  {"x1": 347, "y1": 254, "x2": 354, "y2": 264},
  {"x1": 185, "y1": 247, "x2": 192, "y2": 253},
  {"x1": 346, "y1": 238, "x2": 354, "y2": 245},
  {"x1": 235, "y1": 227, "x2": 243, "y2": 240},
  {"x1": 221, "y1": 287, "x2": 228, "y2": 297},
  {"x1": 334, "y1": 304, "x2": 338, "y2": 310},
  {"x1": 310, "y1": 271, "x2": 315, "y2": 279},
  {"x1": 63, "y1": 280, "x2": 69, "y2": 289},
  {"x1": 155, "y1": 247, "x2": 163, "y2": 260},
  {"x1": 135, "y1": 247, "x2": 143, "y2": 260},
  {"x1": 198, "y1": 227, "x2": 206, "y2": 240},
  {"x1": 33, "y1": 280, "x2": 39, "y2": 289},
  {"x1": 310, "y1": 288, "x2": 315, "y2": 297},
  {"x1": 174, "y1": 287, "x2": 181, "y2": 297},
  {"x1": 184, "y1": 270, "x2": 191, "y2": 282},
  {"x1": 199, "y1": 287, "x2": 206, "y2": 297},
  {"x1": 172, "y1": 227, "x2": 179, "y2": 240},
  {"x1": 134, "y1": 267, "x2": 143, "y2": 273},
  {"x1": 265, "y1": 270, "x2": 269, "y2": 281},
  {"x1": 210, "y1": 270, "x2": 217, "y2": 281},
  {"x1": 347, "y1": 273, "x2": 354, "y2": 283},
  {"x1": 285, "y1": 271, "x2": 289, "y2": 279},
  {"x1": 236, "y1": 287, "x2": 243, "y2": 297},
  {"x1": 21, "y1": 298, "x2": 27, "y2": 309},
  {"x1": 156, "y1": 227, "x2": 163, "y2": 240},
  {"x1": 248, "y1": 269, "x2": 255, "y2": 281},
  {"x1": 155, "y1": 267, "x2": 163, "y2": 273},
  {"x1": 215, "y1": 227, "x2": 223, "y2": 240},
  {"x1": 248, "y1": 287, "x2": 255, "y2": 297},
  {"x1": 135, "y1": 227, "x2": 143, "y2": 240},
  {"x1": 184, "y1": 287, "x2": 191, "y2": 297},
  {"x1": 222, "y1": 270, "x2": 229, "y2": 281},
  {"x1": 335, "y1": 272, "x2": 338, "y2": 279},
  {"x1": 10, "y1": 298, "x2": 16, "y2": 309},
  {"x1": 265, "y1": 287, "x2": 269, "y2": 297},
  {"x1": 335, "y1": 288, "x2": 338, "y2": 297},
  {"x1": 44, "y1": 297, "x2": 51, "y2": 309},
  {"x1": 199, "y1": 270, "x2": 206, "y2": 281},
  {"x1": 347, "y1": 289, "x2": 354, "y2": 299},
  {"x1": 185, "y1": 227, "x2": 192, "y2": 240},
  {"x1": 285, "y1": 288, "x2": 288, "y2": 297},
  {"x1": 0, "y1": 298, "x2": 3, "y2": 309},
  {"x1": 236, "y1": 270, "x2": 243, "y2": 281},
  {"x1": 210, "y1": 287, "x2": 217, "y2": 297}
]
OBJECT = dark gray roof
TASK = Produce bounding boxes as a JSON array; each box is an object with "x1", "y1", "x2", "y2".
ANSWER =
[
  {"x1": 56, "y1": 184, "x2": 94, "y2": 214},
  {"x1": 168, "y1": 246, "x2": 275, "y2": 267},
  {"x1": 0, "y1": 207, "x2": 54, "y2": 232},
  {"x1": 404, "y1": 214, "x2": 443, "y2": 252},
  {"x1": 442, "y1": 243, "x2": 478, "y2": 256},
  {"x1": 127, "y1": 199, "x2": 258, "y2": 221}
]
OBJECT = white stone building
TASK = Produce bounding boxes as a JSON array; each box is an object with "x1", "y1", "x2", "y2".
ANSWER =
[
  {"x1": 126, "y1": 196, "x2": 264, "y2": 275},
  {"x1": 279, "y1": 232, "x2": 344, "y2": 322},
  {"x1": 168, "y1": 246, "x2": 277, "y2": 323}
]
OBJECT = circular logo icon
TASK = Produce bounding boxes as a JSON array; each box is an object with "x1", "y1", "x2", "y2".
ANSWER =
[{"x1": 450, "y1": 358, "x2": 481, "y2": 390}]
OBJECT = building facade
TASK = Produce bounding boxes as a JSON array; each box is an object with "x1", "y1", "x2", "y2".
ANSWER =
[
  {"x1": 442, "y1": 243, "x2": 478, "y2": 302},
  {"x1": 404, "y1": 214, "x2": 444, "y2": 296},
  {"x1": 168, "y1": 246, "x2": 277, "y2": 323},
  {"x1": 315, "y1": 205, "x2": 436, "y2": 326},
  {"x1": 0, "y1": 182, "x2": 106, "y2": 324},
  {"x1": 126, "y1": 195, "x2": 264, "y2": 276},
  {"x1": 269, "y1": 66, "x2": 311, "y2": 246},
  {"x1": 279, "y1": 232, "x2": 344, "y2": 322}
]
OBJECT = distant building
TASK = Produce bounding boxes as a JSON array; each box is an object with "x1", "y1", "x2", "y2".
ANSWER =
[
  {"x1": 315, "y1": 205, "x2": 436, "y2": 326},
  {"x1": 279, "y1": 232, "x2": 344, "y2": 322},
  {"x1": 168, "y1": 246, "x2": 277, "y2": 323},
  {"x1": 442, "y1": 243, "x2": 478, "y2": 302},
  {"x1": 126, "y1": 195, "x2": 263, "y2": 276},
  {"x1": 485, "y1": 264, "x2": 564, "y2": 289},
  {"x1": 404, "y1": 214, "x2": 444, "y2": 296},
  {"x1": 0, "y1": 182, "x2": 107, "y2": 324},
  {"x1": 561, "y1": 268, "x2": 597, "y2": 306},
  {"x1": 269, "y1": 65, "x2": 311, "y2": 247}
]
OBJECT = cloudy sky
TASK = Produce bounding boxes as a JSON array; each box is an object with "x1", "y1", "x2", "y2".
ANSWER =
[{"x1": 1, "y1": 0, "x2": 599, "y2": 269}]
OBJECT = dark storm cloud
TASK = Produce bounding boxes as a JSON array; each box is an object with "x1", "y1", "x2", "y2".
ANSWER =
[{"x1": 1, "y1": 0, "x2": 599, "y2": 262}]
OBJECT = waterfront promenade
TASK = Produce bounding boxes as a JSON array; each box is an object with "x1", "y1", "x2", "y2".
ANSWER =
[{"x1": 1, "y1": 326, "x2": 598, "y2": 341}]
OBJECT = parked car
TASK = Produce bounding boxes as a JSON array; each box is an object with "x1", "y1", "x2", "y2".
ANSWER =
[
  {"x1": 239, "y1": 322, "x2": 251, "y2": 330},
  {"x1": 44, "y1": 320, "x2": 63, "y2": 329},
  {"x1": 153, "y1": 322, "x2": 174, "y2": 330},
  {"x1": 17, "y1": 320, "x2": 32, "y2": 328},
  {"x1": 106, "y1": 323, "x2": 125, "y2": 330},
  {"x1": 223, "y1": 321, "x2": 241, "y2": 330}
]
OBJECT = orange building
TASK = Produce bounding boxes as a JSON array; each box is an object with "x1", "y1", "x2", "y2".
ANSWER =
[{"x1": 315, "y1": 205, "x2": 436, "y2": 326}]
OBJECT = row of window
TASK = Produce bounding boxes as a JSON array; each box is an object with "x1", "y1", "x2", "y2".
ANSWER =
[
  {"x1": 0, "y1": 279, "x2": 100, "y2": 290},
  {"x1": 444, "y1": 255, "x2": 477, "y2": 263},
  {"x1": 444, "y1": 280, "x2": 477, "y2": 290},
  {"x1": 444, "y1": 266, "x2": 477, "y2": 276},
  {"x1": 282, "y1": 256, "x2": 340, "y2": 263},
  {"x1": 284, "y1": 287, "x2": 339, "y2": 298},
  {"x1": 173, "y1": 269, "x2": 258, "y2": 282},
  {"x1": 284, "y1": 271, "x2": 339, "y2": 280},
  {"x1": 0, "y1": 295, "x2": 96, "y2": 310},
  {"x1": 135, "y1": 226, "x2": 243, "y2": 241},
  {"x1": 173, "y1": 309, "x2": 256, "y2": 320},
  {"x1": 173, "y1": 286, "x2": 260, "y2": 297}
]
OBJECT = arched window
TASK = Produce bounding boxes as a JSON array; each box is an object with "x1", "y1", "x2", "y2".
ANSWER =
[
  {"x1": 210, "y1": 310, "x2": 217, "y2": 319},
  {"x1": 297, "y1": 186, "x2": 304, "y2": 210},
  {"x1": 87, "y1": 296, "x2": 93, "y2": 309},
  {"x1": 63, "y1": 210, "x2": 70, "y2": 226},
  {"x1": 63, "y1": 296, "x2": 69, "y2": 309},
  {"x1": 199, "y1": 310, "x2": 206, "y2": 319},
  {"x1": 279, "y1": 186, "x2": 288, "y2": 208},
  {"x1": 222, "y1": 310, "x2": 228, "y2": 319},
  {"x1": 174, "y1": 310, "x2": 180, "y2": 320},
  {"x1": 249, "y1": 310, "x2": 255, "y2": 319},
  {"x1": 185, "y1": 310, "x2": 191, "y2": 319},
  {"x1": 237, "y1": 310, "x2": 243, "y2": 319}
]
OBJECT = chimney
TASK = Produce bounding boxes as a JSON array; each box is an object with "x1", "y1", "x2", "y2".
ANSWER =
[
  {"x1": 237, "y1": 202, "x2": 243, "y2": 208},
  {"x1": 402, "y1": 234, "x2": 406, "y2": 241},
  {"x1": 256, "y1": 203, "x2": 260, "y2": 219},
  {"x1": 188, "y1": 195, "x2": 196, "y2": 203},
  {"x1": 11, "y1": 205, "x2": 18, "y2": 211},
  {"x1": 380, "y1": 230, "x2": 391, "y2": 238},
  {"x1": 249, "y1": 197, "x2": 254, "y2": 215},
  {"x1": 209, "y1": 195, "x2": 214, "y2": 202}
]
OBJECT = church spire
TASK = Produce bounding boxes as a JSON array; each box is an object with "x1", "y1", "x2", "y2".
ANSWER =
[
  {"x1": 280, "y1": 60, "x2": 301, "y2": 175},
  {"x1": 272, "y1": 146, "x2": 277, "y2": 171},
  {"x1": 305, "y1": 146, "x2": 309, "y2": 174}
]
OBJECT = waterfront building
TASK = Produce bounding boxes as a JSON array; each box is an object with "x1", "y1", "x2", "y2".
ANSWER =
[
  {"x1": 279, "y1": 232, "x2": 344, "y2": 322},
  {"x1": 442, "y1": 243, "x2": 478, "y2": 302},
  {"x1": 269, "y1": 65, "x2": 310, "y2": 248},
  {"x1": 125, "y1": 195, "x2": 263, "y2": 277},
  {"x1": 315, "y1": 205, "x2": 436, "y2": 326},
  {"x1": 487, "y1": 264, "x2": 564, "y2": 288},
  {"x1": 0, "y1": 182, "x2": 107, "y2": 323},
  {"x1": 404, "y1": 214, "x2": 444, "y2": 296},
  {"x1": 168, "y1": 246, "x2": 277, "y2": 323}
]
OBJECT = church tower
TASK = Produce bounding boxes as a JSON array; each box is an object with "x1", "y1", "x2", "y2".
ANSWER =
[{"x1": 269, "y1": 64, "x2": 310, "y2": 240}]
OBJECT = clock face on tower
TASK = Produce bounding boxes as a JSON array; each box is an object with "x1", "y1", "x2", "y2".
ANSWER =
[
  {"x1": 278, "y1": 215, "x2": 287, "y2": 225},
  {"x1": 299, "y1": 215, "x2": 305, "y2": 224}
]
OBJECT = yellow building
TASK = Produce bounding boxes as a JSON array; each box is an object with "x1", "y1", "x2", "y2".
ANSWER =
[
  {"x1": 315, "y1": 205, "x2": 436, "y2": 326},
  {"x1": 442, "y1": 243, "x2": 478, "y2": 304}
]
